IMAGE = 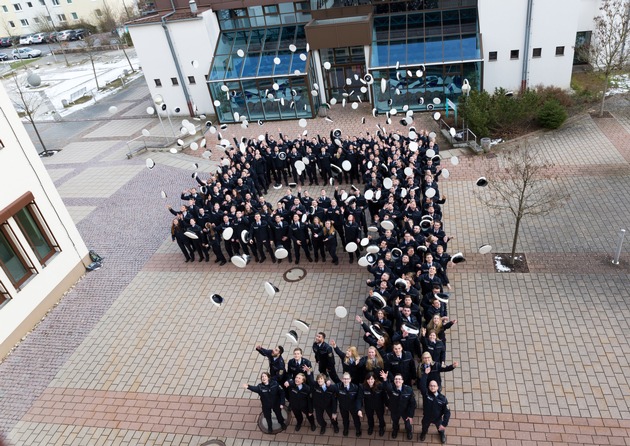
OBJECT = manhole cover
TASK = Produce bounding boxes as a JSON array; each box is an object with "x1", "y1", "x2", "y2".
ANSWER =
[
  {"x1": 283, "y1": 267, "x2": 307, "y2": 282},
  {"x1": 200, "y1": 441, "x2": 226, "y2": 446},
  {"x1": 256, "y1": 407, "x2": 292, "y2": 434}
]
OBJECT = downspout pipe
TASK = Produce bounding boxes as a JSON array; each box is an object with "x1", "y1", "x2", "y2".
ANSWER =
[
  {"x1": 521, "y1": 0, "x2": 534, "y2": 92},
  {"x1": 162, "y1": 0, "x2": 195, "y2": 116}
]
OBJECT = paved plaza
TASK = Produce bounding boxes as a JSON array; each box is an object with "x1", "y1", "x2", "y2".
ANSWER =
[{"x1": 1, "y1": 78, "x2": 630, "y2": 445}]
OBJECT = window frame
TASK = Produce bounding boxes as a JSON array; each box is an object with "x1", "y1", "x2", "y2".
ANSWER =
[
  {"x1": 154, "y1": 78, "x2": 162, "y2": 87},
  {"x1": 20, "y1": 18, "x2": 29, "y2": 26},
  {"x1": 187, "y1": 75, "x2": 196, "y2": 85},
  {"x1": 0, "y1": 224, "x2": 35, "y2": 289},
  {"x1": 171, "y1": 77, "x2": 179, "y2": 86},
  {"x1": 0, "y1": 280, "x2": 10, "y2": 307},
  {"x1": 13, "y1": 3, "x2": 23, "y2": 11},
  {"x1": 13, "y1": 204, "x2": 58, "y2": 265},
  {"x1": 71, "y1": 12, "x2": 78, "y2": 20},
  {"x1": 488, "y1": 51, "x2": 497, "y2": 61},
  {"x1": 57, "y1": 13, "x2": 66, "y2": 21},
  {"x1": 510, "y1": 49, "x2": 519, "y2": 60},
  {"x1": 555, "y1": 46, "x2": 565, "y2": 56},
  {"x1": 532, "y1": 47, "x2": 541, "y2": 58}
]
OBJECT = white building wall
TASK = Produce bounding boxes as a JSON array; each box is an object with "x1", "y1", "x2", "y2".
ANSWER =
[
  {"x1": 479, "y1": 0, "x2": 601, "y2": 92},
  {"x1": 128, "y1": 9, "x2": 219, "y2": 118},
  {"x1": 0, "y1": 81, "x2": 89, "y2": 357}
]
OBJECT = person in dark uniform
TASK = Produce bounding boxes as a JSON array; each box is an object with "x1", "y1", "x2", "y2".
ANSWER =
[
  {"x1": 187, "y1": 218, "x2": 205, "y2": 261},
  {"x1": 380, "y1": 371, "x2": 417, "y2": 440},
  {"x1": 418, "y1": 368, "x2": 451, "y2": 443},
  {"x1": 306, "y1": 370, "x2": 339, "y2": 434},
  {"x1": 242, "y1": 372, "x2": 287, "y2": 434},
  {"x1": 312, "y1": 332, "x2": 340, "y2": 383},
  {"x1": 249, "y1": 212, "x2": 276, "y2": 263},
  {"x1": 286, "y1": 347, "x2": 313, "y2": 381},
  {"x1": 270, "y1": 214, "x2": 292, "y2": 264},
  {"x1": 322, "y1": 220, "x2": 339, "y2": 265},
  {"x1": 344, "y1": 214, "x2": 362, "y2": 263},
  {"x1": 290, "y1": 213, "x2": 313, "y2": 264},
  {"x1": 384, "y1": 342, "x2": 416, "y2": 387},
  {"x1": 332, "y1": 372, "x2": 363, "y2": 437},
  {"x1": 171, "y1": 218, "x2": 194, "y2": 262},
  {"x1": 201, "y1": 223, "x2": 226, "y2": 265},
  {"x1": 309, "y1": 216, "x2": 326, "y2": 262},
  {"x1": 283, "y1": 373, "x2": 316, "y2": 431},
  {"x1": 362, "y1": 371, "x2": 387, "y2": 436},
  {"x1": 255, "y1": 344, "x2": 286, "y2": 384}
]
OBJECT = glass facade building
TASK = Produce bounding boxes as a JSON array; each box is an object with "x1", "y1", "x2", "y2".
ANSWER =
[{"x1": 208, "y1": 0, "x2": 482, "y2": 123}]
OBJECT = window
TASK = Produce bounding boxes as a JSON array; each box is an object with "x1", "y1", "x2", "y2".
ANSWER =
[
  {"x1": 188, "y1": 76, "x2": 196, "y2": 85},
  {"x1": 14, "y1": 3, "x2": 23, "y2": 11},
  {"x1": 33, "y1": 17, "x2": 39, "y2": 23},
  {"x1": 510, "y1": 49, "x2": 519, "y2": 59},
  {"x1": 0, "y1": 281, "x2": 10, "y2": 307},
  {"x1": 67, "y1": 0, "x2": 71, "y2": 2},
  {"x1": 0, "y1": 139, "x2": 4, "y2": 149},
  {"x1": 27, "y1": 1, "x2": 33, "y2": 6},
  {"x1": 555, "y1": 46, "x2": 565, "y2": 56},
  {"x1": 95, "y1": 8, "x2": 102, "y2": 17},
  {"x1": 71, "y1": 12, "x2": 77, "y2": 19},
  {"x1": 20, "y1": 18, "x2": 28, "y2": 26},
  {"x1": 154, "y1": 78, "x2": 162, "y2": 87},
  {"x1": 14, "y1": 206, "x2": 56, "y2": 264},
  {"x1": 52, "y1": 0, "x2": 59, "y2": 5},
  {"x1": 263, "y1": 4, "x2": 278, "y2": 14},
  {"x1": 39, "y1": 0, "x2": 44, "y2": 4},
  {"x1": 488, "y1": 51, "x2": 497, "y2": 61},
  {"x1": 0, "y1": 228, "x2": 33, "y2": 288},
  {"x1": 171, "y1": 77, "x2": 178, "y2": 86},
  {"x1": 57, "y1": 13, "x2": 66, "y2": 21},
  {"x1": 533, "y1": 48, "x2": 541, "y2": 58},
  {"x1": 8, "y1": 21, "x2": 15, "y2": 27},
  {"x1": 2, "y1": 5, "x2": 8, "y2": 12}
]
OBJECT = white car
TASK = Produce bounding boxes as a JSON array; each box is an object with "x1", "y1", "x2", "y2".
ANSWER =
[
  {"x1": 19, "y1": 34, "x2": 33, "y2": 45},
  {"x1": 11, "y1": 47, "x2": 42, "y2": 59},
  {"x1": 30, "y1": 33, "x2": 46, "y2": 44}
]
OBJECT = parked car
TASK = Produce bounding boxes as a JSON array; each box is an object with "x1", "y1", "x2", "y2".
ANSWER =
[
  {"x1": 44, "y1": 31, "x2": 58, "y2": 43},
  {"x1": 0, "y1": 37, "x2": 12, "y2": 47},
  {"x1": 19, "y1": 34, "x2": 34, "y2": 45},
  {"x1": 74, "y1": 29, "x2": 89, "y2": 40},
  {"x1": 11, "y1": 47, "x2": 42, "y2": 59},
  {"x1": 0, "y1": 52, "x2": 8, "y2": 61},
  {"x1": 30, "y1": 32, "x2": 47, "y2": 44},
  {"x1": 57, "y1": 29, "x2": 77, "y2": 41}
]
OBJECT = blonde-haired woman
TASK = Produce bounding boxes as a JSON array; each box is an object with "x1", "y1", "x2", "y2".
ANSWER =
[
  {"x1": 330, "y1": 340, "x2": 362, "y2": 384},
  {"x1": 323, "y1": 220, "x2": 339, "y2": 265}
]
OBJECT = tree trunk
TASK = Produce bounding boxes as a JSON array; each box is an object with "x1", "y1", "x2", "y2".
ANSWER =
[
  {"x1": 90, "y1": 55, "x2": 100, "y2": 90},
  {"x1": 599, "y1": 74, "x2": 609, "y2": 117},
  {"x1": 121, "y1": 45, "x2": 135, "y2": 73},
  {"x1": 510, "y1": 215, "x2": 522, "y2": 266},
  {"x1": 27, "y1": 114, "x2": 48, "y2": 155}
]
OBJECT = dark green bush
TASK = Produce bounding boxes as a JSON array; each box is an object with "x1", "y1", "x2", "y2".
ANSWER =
[{"x1": 537, "y1": 99, "x2": 568, "y2": 129}]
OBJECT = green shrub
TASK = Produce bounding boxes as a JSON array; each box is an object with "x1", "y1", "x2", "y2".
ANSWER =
[{"x1": 537, "y1": 100, "x2": 568, "y2": 129}]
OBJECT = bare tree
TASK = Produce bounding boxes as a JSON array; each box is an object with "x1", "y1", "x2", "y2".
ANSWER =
[
  {"x1": 475, "y1": 143, "x2": 570, "y2": 266},
  {"x1": 575, "y1": 0, "x2": 630, "y2": 117},
  {"x1": 92, "y1": 0, "x2": 121, "y2": 33},
  {"x1": 11, "y1": 72, "x2": 51, "y2": 156},
  {"x1": 80, "y1": 34, "x2": 101, "y2": 90}
]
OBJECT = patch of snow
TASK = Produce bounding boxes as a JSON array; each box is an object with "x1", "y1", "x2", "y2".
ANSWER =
[
  {"x1": 494, "y1": 255, "x2": 512, "y2": 272},
  {"x1": 606, "y1": 73, "x2": 630, "y2": 97}
]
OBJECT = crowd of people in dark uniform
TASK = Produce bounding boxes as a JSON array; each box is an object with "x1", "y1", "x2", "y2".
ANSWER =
[{"x1": 168, "y1": 124, "x2": 460, "y2": 442}]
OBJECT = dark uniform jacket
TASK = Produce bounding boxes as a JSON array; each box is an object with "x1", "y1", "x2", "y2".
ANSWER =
[
  {"x1": 383, "y1": 380, "x2": 416, "y2": 418},
  {"x1": 419, "y1": 373, "x2": 450, "y2": 426},
  {"x1": 312, "y1": 341, "x2": 336, "y2": 370},
  {"x1": 256, "y1": 347, "x2": 286, "y2": 383},
  {"x1": 247, "y1": 381, "x2": 285, "y2": 409},
  {"x1": 333, "y1": 382, "x2": 363, "y2": 412}
]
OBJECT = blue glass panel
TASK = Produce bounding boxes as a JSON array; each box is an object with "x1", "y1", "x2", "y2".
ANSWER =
[
  {"x1": 407, "y1": 13, "x2": 423, "y2": 38},
  {"x1": 407, "y1": 38, "x2": 424, "y2": 65},
  {"x1": 241, "y1": 53, "x2": 260, "y2": 77},
  {"x1": 291, "y1": 54, "x2": 306, "y2": 74},
  {"x1": 258, "y1": 51, "x2": 277, "y2": 76},
  {"x1": 210, "y1": 54, "x2": 229, "y2": 80},
  {"x1": 389, "y1": 40, "x2": 406, "y2": 66},
  {"x1": 461, "y1": 34, "x2": 480, "y2": 60},
  {"x1": 215, "y1": 32, "x2": 235, "y2": 55},
  {"x1": 371, "y1": 41, "x2": 389, "y2": 67},
  {"x1": 262, "y1": 27, "x2": 281, "y2": 51},
  {"x1": 209, "y1": 82, "x2": 231, "y2": 122},
  {"x1": 225, "y1": 55, "x2": 243, "y2": 79},
  {"x1": 248, "y1": 29, "x2": 266, "y2": 52},
  {"x1": 273, "y1": 51, "x2": 292, "y2": 76},
  {"x1": 443, "y1": 35, "x2": 462, "y2": 62},
  {"x1": 425, "y1": 37, "x2": 443, "y2": 63}
]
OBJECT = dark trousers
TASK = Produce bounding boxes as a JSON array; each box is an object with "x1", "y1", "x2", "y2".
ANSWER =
[
  {"x1": 292, "y1": 407, "x2": 315, "y2": 427},
  {"x1": 176, "y1": 239, "x2": 194, "y2": 260},
  {"x1": 315, "y1": 406, "x2": 338, "y2": 428},
  {"x1": 211, "y1": 243, "x2": 226, "y2": 262},
  {"x1": 340, "y1": 408, "x2": 361, "y2": 432},
  {"x1": 366, "y1": 404, "x2": 386, "y2": 430},
  {"x1": 392, "y1": 413, "x2": 413, "y2": 434},
  {"x1": 420, "y1": 417, "x2": 442, "y2": 435},
  {"x1": 263, "y1": 405, "x2": 285, "y2": 431},
  {"x1": 312, "y1": 240, "x2": 326, "y2": 260},
  {"x1": 292, "y1": 240, "x2": 311, "y2": 262}
]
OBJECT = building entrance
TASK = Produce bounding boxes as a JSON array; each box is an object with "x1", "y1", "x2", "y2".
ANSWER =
[{"x1": 320, "y1": 46, "x2": 368, "y2": 104}]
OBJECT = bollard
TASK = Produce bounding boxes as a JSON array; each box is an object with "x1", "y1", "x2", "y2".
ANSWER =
[{"x1": 612, "y1": 228, "x2": 626, "y2": 265}]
